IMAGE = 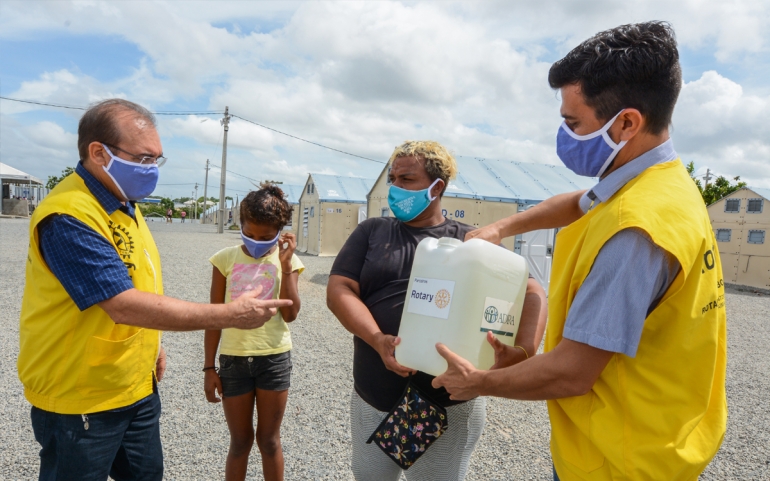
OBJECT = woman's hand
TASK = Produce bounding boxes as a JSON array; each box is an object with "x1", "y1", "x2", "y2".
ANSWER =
[
  {"x1": 204, "y1": 370, "x2": 224, "y2": 403},
  {"x1": 487, "y1": 331, "x2": 528, "y2": 370},
  {"x1": 279, "y1": 232, "x2": 297, "y2": 271},
  {"x1": 372, "y1": 332, "x2": 416, "y2": 377}
]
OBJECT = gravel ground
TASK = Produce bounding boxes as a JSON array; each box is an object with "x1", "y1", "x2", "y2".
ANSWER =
[{"x1": 0, "y1": 218, "x2": 768, "y2": 480}]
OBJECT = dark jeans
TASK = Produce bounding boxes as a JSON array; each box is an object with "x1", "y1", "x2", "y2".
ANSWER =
[
  {"x1": 31, "y1": 392, "x2": 163, "y2": 481},
  {"x1": 554, "y1": 466, "x2": 561, "y2": 481}
]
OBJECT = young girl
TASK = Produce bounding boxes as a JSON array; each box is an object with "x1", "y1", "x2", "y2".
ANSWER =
[{"x1": 204, "y1": 184, "x2": 303, "y2": 481}]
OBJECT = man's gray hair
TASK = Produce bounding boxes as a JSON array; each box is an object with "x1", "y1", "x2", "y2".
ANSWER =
[{"x1": 77, "y1": 99, "x2": 157, "y2": 161}]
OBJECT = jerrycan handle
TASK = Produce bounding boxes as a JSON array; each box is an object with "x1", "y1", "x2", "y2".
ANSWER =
[{"x1": 437, "y1": 237, "x2": 462, "y2": 249}]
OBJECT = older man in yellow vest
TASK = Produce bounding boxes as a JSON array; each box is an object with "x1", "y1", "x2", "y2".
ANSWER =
[
  {"x1": 18, "y1": 99, "x2": 291, "y2": 481},
  {"x1": 433, "y1": 22, "x2": 726, "y2": 480}
]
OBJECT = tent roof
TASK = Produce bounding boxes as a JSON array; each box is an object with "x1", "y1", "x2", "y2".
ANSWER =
[
  {"x1": 442, "y1": 157, "x2": 595, "y2": 204},
  {"x1": 279, "y1": 184, "x2": 304, "y2": 204},
  {"x1": 0, "y1": 162, "x2": 43, "y2": 185},
  {"x1": 310, "y1": 174, "x2": 376, "y2": 203}
]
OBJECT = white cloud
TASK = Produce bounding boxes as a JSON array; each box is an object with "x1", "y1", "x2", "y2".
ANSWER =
[
  {"x1": 1, "y1": 0, "x2": 769, "y2": 197},
  {"x1": 674, "y1": 71, "x2": 770, "y2": 187}
]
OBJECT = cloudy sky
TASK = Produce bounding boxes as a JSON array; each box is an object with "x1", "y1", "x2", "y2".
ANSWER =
[{"x1": 1, "y1": 0, "x2": 769, "y2": 199}]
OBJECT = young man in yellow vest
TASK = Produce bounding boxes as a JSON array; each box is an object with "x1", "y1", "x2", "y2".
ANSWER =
[
  {"x1": 432, "y1": 22, "x2": 727, "y2": 480},
  {"x1": 18, "y1": 99, "x2": 292, "y2": 481}
]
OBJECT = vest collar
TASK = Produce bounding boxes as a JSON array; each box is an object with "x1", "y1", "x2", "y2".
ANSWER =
[{"x1": 579, "y1": 139, "x2": 678, "y2": 213}]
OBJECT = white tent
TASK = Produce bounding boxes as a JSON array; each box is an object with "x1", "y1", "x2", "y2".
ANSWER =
[
  {"x1": 1, "y1": 162, "x2": 45, "y2": 216},
  {"x1": 0, "y1": 162, "x2": 43, "y2": 185}
]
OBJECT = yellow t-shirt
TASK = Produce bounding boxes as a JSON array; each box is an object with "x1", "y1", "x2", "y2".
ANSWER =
[{"x1": 209, "y1": 245, "x2": 304, "y2": 356}]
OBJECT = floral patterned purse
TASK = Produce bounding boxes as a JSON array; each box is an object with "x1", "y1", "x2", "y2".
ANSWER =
[{"x1": 366, "y1": 378, "x2": 449, "y2": 469}]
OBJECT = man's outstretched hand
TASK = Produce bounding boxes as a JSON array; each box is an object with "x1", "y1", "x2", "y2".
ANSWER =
[
  {"x1": 228, "y1": 285, "x2": 293, "y2": 330},
  {"x1": 464, "y1": 224, "x2": 502, "y2": 245},
  {"x1": 431, "y1": 343, "x2": 483, "y2": 401}
]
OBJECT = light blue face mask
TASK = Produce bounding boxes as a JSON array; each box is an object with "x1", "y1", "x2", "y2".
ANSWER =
[
  {"x1": 241, "y1": 230, "x2": 280, "y2": 259},
  {"x1": 101, "y1": 144, "x2": 159, "y2": 200},
  {"x1": 387, "y1": 178, "x2": 441, "y2": 222},
  {"x1": 556, "y1": 110, "x2": 627, "y2": 177}
]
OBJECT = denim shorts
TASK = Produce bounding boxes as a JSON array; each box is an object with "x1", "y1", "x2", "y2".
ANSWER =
[{"x1": 218, "y1": 351, "x2": 292, "y2": 397}]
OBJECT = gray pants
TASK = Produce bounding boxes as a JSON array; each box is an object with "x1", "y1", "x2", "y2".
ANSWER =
[{"x1": 350, "y1": 390, "x2": 486, "y2": 481}]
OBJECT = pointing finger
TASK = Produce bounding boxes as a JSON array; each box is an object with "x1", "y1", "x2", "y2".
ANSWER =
[{"x1": 260, "y1": 299, "x2": 293, "y2": 308}]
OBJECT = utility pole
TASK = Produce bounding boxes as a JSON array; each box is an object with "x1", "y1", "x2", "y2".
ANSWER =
[
  {"x1": 217, "y1": 107, "x2": 231, "y2": 234},
  {"x1": 202, "y1": 159, "x2": 210, "y2": 224},
  {"x1": 194, "y1": 183, "x2": 199, "y2": 223},
  {"x1": 704, "y1": 168, "x2": 712, "y2": 189}
]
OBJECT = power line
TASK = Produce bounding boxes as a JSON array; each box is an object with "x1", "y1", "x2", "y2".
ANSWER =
[
  {"x1": 230, "y1": 113, "x2": 385, "y2": 164},
  {"x1": 209, "y1": 164, "x2": 260, "y2": 182},
  {"x1": 0, "y1": 96, "x2": 220, "y2": 115},
  {"x1": 1, "y1": 95, "x2": 386, "y2": 173},
  {"x1": 0, "y1": 96, "x2": 85, "y2": 111}
]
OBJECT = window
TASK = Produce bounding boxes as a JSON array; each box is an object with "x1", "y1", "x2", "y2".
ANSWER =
[
  {"x1": 307, "y1": 184, "x2": 311, "y2": 194},
  {"x1": 747, "y1": 230, "x2": 765, "y2": 244},
  {"x1": 724, "y1": 199, "x2": 740, "y2": 213},
  {"x1": 381, "y1": 207, "x2": 390, "y2": 217},
  {"x1": 715, "y1": 229, "x2": 731, "y2": 242},
  {"x1": 386, "y1": 167, "x2": 392, "y2": 185},
  {"x1": 747, "y1": 198, "x2": 764, "y2": 213},
  {"x1": 311, "y1": 184, "x2": 315, "y2": 194},
  {"x1": 310, "y1": 206, "x2": 315, "y2": 217},
  {"x1": 302, "y1": 208, "x2": 308, "y2": 237}
]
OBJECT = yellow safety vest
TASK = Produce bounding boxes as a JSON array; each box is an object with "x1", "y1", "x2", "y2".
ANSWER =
[
  {"x1": 546, "y1": 159, "x2": 727, "y2": 480},
  {"x1": 18, "y1": 172, "x2": 163, "y2": 414}
]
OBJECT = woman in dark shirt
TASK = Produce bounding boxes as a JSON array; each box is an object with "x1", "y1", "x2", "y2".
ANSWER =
[{"x1": 328, "y1": 141, "x2": 548, "y2": 481}]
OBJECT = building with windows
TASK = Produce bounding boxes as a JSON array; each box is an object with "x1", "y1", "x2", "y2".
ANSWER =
[
  {"x1": 709, "y1": 187, "x2": 770, "y2": 290},
  {"x1": 366, "y1": 157, "x2": 595, "y2": 293},
  {"x1": 297, "y1": 174, "x2": 376, "y2": 256}
]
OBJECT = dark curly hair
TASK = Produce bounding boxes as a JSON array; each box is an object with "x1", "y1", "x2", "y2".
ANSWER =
[
  {"x1": 240, "y1": 183, "x2": 293, "y2": 230},
  {"x1": 548, "y1": 21, "x2": 682, "y2": 134}
]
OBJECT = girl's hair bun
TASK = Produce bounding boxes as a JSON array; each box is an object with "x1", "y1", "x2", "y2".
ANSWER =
[
  {"x1": 241, "y1": 183, "x2": 293, "y2": 229},
  {"x1": 259, "y1": 182, "x2": 285, "y2": 200}
]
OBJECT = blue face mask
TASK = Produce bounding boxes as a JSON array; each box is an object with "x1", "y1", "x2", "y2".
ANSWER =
[
  {"x1": 101, "y1": 144, "x2": 159, "y2": 200},
  {"x1": 556, "y1": 110, "x2": 627, "y2": 177},
  {"x1": 388, "y1": 178, "x2": 441, "y2": 222},
  {"x1": 241, "y1": 230, "x2": 280, "y2": 259}
]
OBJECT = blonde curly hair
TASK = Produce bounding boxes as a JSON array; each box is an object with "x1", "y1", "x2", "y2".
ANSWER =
[{"x1": 388, "y1": 140, "x2": 458, "y2": 194}]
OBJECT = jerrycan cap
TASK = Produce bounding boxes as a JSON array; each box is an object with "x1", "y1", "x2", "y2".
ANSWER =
[{"x1": 437, "y1": 237, "x2": 462, "y2": 248}]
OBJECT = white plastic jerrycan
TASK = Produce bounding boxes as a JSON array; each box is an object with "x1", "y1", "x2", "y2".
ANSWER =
[{"x1": 395, "y1": 237, "x2": 529, "y2": 376}]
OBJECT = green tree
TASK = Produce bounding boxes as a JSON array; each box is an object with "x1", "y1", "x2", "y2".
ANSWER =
[
  {"x1": 46, "y1": 166, "x2": 76, "y2": 190},
  {"x1": 159, "y1": 197, "x2": 174, "y2": 212},
  {"x1": 686, "y1": 161, "x2": 747, "y2": 206}
]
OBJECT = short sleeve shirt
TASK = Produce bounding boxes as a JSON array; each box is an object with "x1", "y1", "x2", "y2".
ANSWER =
[
  {"x1": 38, "y1": 162, "x2": 136, "y2": 311},
  {"x1": 210, "y1": 245, "x2": 304, "y2": 356},
  {"x1": 330, "y1": 217, "x2": 475, "y2": 412},
  {"x1": 564, "y1": 140, "x2": 682, "y2": 357}
]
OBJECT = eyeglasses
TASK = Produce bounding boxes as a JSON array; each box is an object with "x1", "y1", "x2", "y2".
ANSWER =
[{"x1": 103, "y1": 143, "x2": 167, "y2": 167}]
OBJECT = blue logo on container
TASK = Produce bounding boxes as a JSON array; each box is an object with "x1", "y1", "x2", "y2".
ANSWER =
[{"x1": 484, "y1": 306, "x2": 498, "y2": 324}]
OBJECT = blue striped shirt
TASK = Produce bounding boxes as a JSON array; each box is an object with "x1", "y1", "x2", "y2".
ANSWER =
[
  {"x1": 563, "y1": 140, "x2": 682, "y2": 357},
  {"x1": 38, "y1": 163, "x2": 136, "y2": 311}
]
